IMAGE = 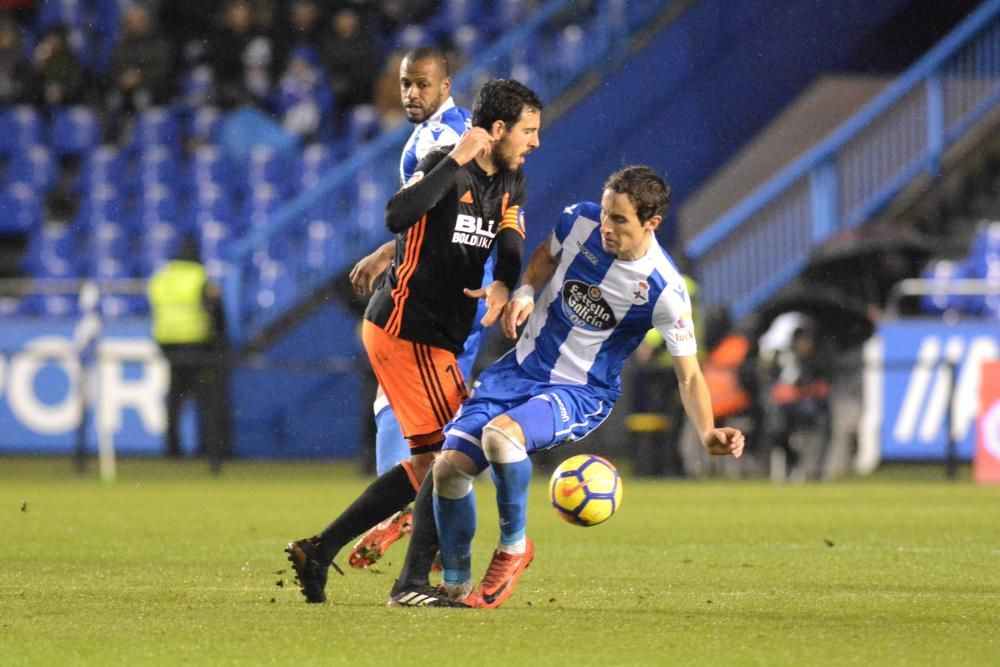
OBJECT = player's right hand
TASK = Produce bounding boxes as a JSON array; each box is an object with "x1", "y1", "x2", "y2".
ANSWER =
[
  {"x1": 501, "y1": 293, "x2": 534, "y2": 340},
  {"x1": 449, "y1": 127, "x2": 493, "y2": 166},
  {"x1": 349, "y1": 248, "x2": 392, "y2": 295}
]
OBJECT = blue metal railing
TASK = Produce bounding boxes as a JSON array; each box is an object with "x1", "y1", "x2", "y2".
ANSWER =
[
  {"x1": 225, "y1": 0, "x2": 673, "y2": 345},
  {"x1": 685, "y1": 0, "x2": 1000, "y2": 320}
]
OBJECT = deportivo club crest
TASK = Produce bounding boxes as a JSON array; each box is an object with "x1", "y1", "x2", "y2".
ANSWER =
[
  {"x1": 562, "y1": 280, "x2": 618, "y2": 331},
  {"x1": 631, "y1": 280, "x2": 649, "y2": 304}
]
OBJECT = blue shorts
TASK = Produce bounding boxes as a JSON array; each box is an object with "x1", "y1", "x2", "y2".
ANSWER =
[{"x1": 443, "y1": 352, "x2": 615, "y2": 472}]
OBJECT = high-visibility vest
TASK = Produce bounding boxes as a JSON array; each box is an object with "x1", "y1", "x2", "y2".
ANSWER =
[
  {"x1": 147, "y1": 260, "x2": 212, "y2": 344},
  {"x1": 702, "y1": 334, "x2": 751, "y2": 419}
]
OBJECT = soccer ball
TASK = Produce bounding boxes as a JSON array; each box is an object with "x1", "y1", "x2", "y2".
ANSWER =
[{"x1": 549, "y1": 454, "x2": 622, "y2": 527}]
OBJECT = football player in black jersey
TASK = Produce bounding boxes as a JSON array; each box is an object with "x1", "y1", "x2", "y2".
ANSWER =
[{"x1": 286, "y1": 79, "x2": 542, "y2": 604}]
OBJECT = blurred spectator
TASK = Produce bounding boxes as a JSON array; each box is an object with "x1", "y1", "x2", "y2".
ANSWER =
[
  {"x1": 628, "y1": 274, "x2": 702, "y2": 477},
  {"x1": 372, "y1": 49, "x2": 406, "y2": 129},
  {"x1": 274, "y1": 0, "x2": 325, "y2": 72},
  {"x1": 271, "y1": 44, "x2": 334, "y2": 141},
  {"x1": 106, "y1": 6, "x2": 173, "y2": 120},
  {"x1": 30, "y1": 24, "x2": 83, "y2": 106},
  {"x1": 679, "y1": 308, "x2": 763, "y2": 478},
  {"x1": 208, "y1": 0, "x2": 274, "y2": 107},
  {"x1": 0, "y1": 0, "x2": 35, "y2": 24},
  {"x1": 378, "y1": 0, "x2": 435, "y2": 34},
  {"x1": 0, "y1": 17, "x2": 28, "y2": 104},
  {"x1": 765, "y1": 319, "x2": 833, "y2": 482},
  {"x1": 320, "y1": 7, "x2": 378, "y2": 111},
  {"x1": 823, "y1": 345, "x2": 864, "y2": 480}
]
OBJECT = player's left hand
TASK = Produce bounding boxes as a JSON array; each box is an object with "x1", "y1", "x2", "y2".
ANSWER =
[
  {"x1": 349, "y1": 245, "x2": 392, "y2": 295},
  {"x1": 702, "y1": 427, "x2": 745, "y2": 458},
  {"x1": 464, "y1": 280, "x2": 510, "y2": 327}
]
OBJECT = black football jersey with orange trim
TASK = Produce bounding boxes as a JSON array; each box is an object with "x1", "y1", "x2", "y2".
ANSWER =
[{"x1": 366, "y1": 148, "x2": 526, "y2": 354}]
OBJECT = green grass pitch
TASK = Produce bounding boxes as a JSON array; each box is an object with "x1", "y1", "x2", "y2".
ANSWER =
[{"x1": 2, "y1": 457, "x2": 998, "y2": 666}]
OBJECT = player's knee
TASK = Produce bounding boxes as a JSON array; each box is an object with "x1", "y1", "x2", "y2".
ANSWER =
[
  {"x1": 482, "y1": 422, "x2": 527, "y2": 464},
  {"x1": 433, "y1": 457, "x2": 474, "y2": 499}
]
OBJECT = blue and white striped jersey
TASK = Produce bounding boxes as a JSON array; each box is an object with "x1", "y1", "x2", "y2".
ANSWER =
[
  {"x1": 399, "y1": 96, "x2": 472, "y2": 184},
  {"x1": 514, "y1": 202, "x2": 697, "y2": 393}
]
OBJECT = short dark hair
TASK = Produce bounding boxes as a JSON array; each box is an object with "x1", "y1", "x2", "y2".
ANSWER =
[
  {"x1": 404, "y1": 45, "x2": 450, "y2": 77},
  {"x1": 471, "y1": 79, "x2": 543, "y2": 130},
  {"x1": 603, "y1": 166, "x2": 671, "y2": 223}
]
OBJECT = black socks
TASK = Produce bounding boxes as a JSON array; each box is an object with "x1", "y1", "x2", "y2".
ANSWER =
[
  {"x1": 392, "y1": 472, "x2": 439, "y2": 592},
  {"x1": 317, "y1": 463, "x2": 417, "y2": 563}
]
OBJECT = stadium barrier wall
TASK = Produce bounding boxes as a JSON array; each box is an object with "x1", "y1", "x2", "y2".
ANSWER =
[
  {"x1": 862, "y1": 320, "x2": 1000, "y2": 466},
  {"x1": 0, "y1": 314, "x2": 362, "y2": 460}
]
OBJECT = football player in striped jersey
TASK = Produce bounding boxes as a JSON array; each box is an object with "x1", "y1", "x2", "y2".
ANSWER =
[{"x1": 388, "y1": 166, "x2": 745, "y2": 608}]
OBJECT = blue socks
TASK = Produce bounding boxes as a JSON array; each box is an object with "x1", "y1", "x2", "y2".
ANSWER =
[
  {"x1": 434, "y1": 491, "x2": 477, "y2": 585},
  {"x1": 491, "y1": 458, "x2": 533, "y2": 547}
]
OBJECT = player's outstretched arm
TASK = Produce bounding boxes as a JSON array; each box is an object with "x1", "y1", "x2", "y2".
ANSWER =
[
  {"x1": 500, "y1": 243, "x2": 558, "y2": 340},
  {"x1": 672, "y1": 354, "x2": 745, "y2": 458},
  {"x1": 349, "y1": 241, "x2": 394, "y2": 295},
  {"x1": 464, "y1": 280, "x2": 510, "y2": 326}
]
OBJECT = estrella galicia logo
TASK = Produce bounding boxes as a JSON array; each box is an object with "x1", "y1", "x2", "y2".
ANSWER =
[{"x1": 561, "y1": 280, "x2": 617, "y2": 331}]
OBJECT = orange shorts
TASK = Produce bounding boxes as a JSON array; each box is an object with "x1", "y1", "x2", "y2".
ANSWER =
[{"x1": 362, "y1": 320, "x2": 468, "y2": 454}]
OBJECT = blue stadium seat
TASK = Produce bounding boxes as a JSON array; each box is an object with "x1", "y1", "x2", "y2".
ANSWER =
[
  {"x1": 0, "y1": 182, "x2": 42, "y2": 234},
  {"x1": 11, "y1": 145, "x2": 56, "y2": 193},
  {"x1": 91, "y1": 0, "x2": 124, "y2": 74},
  {"x1": 37, "y1": 0, "x2": 84, "y2": 32},
  {"x1": 451, "y1": 24, "x2": 486, "y2": 60},
  {"x1": 34, "y1": 294, "x2": 79, "y2": 318},
  {"x1": 75, "y1": 145, "x2": 125, "y2": 194},
  {"x1": 199, "y1": 218, "x2": 233, "y2": 282},
  {"x1": 253, "y1": 259, "x2": 296, "y2": 316},
  {"x1": 130, "y1": 107, "x2": 181, "y2": 151},
  {"x1": 344, "y1": 105, "x2": 381, "y2": 151},
  {"x1": 75, "y1": 184, "x2": 126, "y2": 229},
  {"x1": 443, "y1": 0, "x2": 486, "y2": 28},
  {"x1": 199, "y1": 217, "x2": 232, "y2": 256},
  {"x1": 135, "y1": 184, "x2": 182, "y2": 230},
  {"x1": 245, "y1": 144, "x2": 291, "y2": 193},
  {"x1": 100, "y1": 294, "x2": 145, "y2": 319},
  {"x1": 242, "y1": 183, "x2": 282, "y2": 230},
  {"x1": 187, "y1": 107, "x2": 224, "y2": 144},
  {"x1": 0, "y1": 295, "x2": 22, "y2": 317},
  {"x1": 353, "y1": 166, "x2": 391, "y2": 235},
  {"x1": 393, "y1": 24, "x2": 431, "y2": 52},
  {"x1": 495, "y1": 0, "x2": 531, "y2": 30},
  {"x1": 90, "y1": 255, "x2": 131, "y2": 280},
  {"x1": 968, "y1": 221, "x2": 1000, "y2": 265},
  {"x1": 304, "y1": 219, "x2": 339, "y2": 273},
  {"x1": 554, "y1": 24, "x2": 589, "y2": 75},
  {"x1": 187, "y1": 182, "x2": 234, "y2": 231},
  {"x1": 0, "y1": 106, "x2": 44, "y2": 156},
  {"x1": 187, "y1": 144, "x2": 229, "y2": 189},
  {"x1": 297, "y1": 143, "x2": 334, "y2": 193},
  {"x1": 50, "y1": 106, "x2": 101, "y2": 157},
  {"x1": 129, "y1": 144, "x2": 180, "y2": 193},
  {"x1": 179, "y1": 66, "x2": 216, "y2": 109},
  {"x1": 87, "y1": 219, "x2": 129, "y2": 262},
  {"x1": 139, "y1": 221, "x2": 180, "y2": 274},
  {"x1": 920, "y1": 259, "x2": 972, "y2": 315},
  {"x1": 23, "y1": 222, "x2": 79, "y2": 278}
]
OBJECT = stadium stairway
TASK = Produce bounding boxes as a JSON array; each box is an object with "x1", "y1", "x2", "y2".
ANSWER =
[{"x1": 684, "y1": 0, "x2": 1000, "y2": 322}]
